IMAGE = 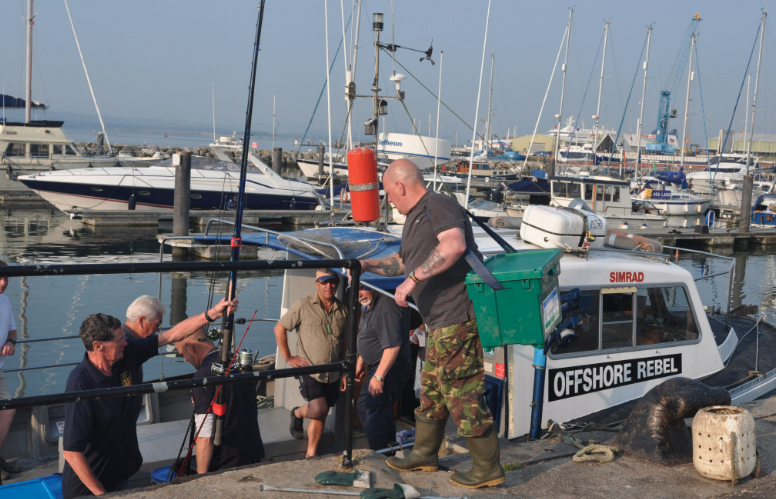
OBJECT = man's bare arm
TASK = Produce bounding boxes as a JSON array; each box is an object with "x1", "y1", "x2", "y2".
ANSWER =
[
  {"x1": 362, "y1": 254, "x2": 405, "y2": 277},
  {"x1": 64, "y1": 450, "x2": 107, "y2": 495},
  {"x1": 415, "y1": 228, "x2": 467, "y2": 279},
  {"x1": 274, "y1": 323, "x2": 309, "y2": 368},
  {"x1": 158, "y1": 298, "x2": 238, "y2": 347}
]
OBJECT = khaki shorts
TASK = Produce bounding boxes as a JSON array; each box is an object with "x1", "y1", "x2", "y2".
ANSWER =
[{"x1": 0, "y1": 370, "x2": 9, "y2": 400}]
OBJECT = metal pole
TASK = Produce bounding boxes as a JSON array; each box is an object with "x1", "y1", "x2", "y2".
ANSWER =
[
  {"x1": 529, "y1": 348, "x2": 547, "y2": 439},
  {"x1": 172, "y1": 152, "x2": 191, "y2": 259},
  {"x1": 465, "y1": 0, "x2": 492, "y2": 207},
  {"x1": 636, "y1": 26, "x2": 653, "y2": 184},
  {"x1": 486, "y1": 51, "x2": 494, "y2": 150},
  {"x1": 272, "y1": 95, "x2": 276, "y2": 150},
  {"x1": 213, "y1": 1, "x2": 266, "y2": 447},
  {"x1": 742, "y1": 12, "x2": 766, "y2": 233},
  {"x1": 552, "y1": 9, "x2": 573, "y2": 175},
  {"x1": 680, "y1": 35, "x2": 695, "y2": 169},
  {"x1": 317, "y1": 144, "x2": 326, "y2": 178},
  {"x1": 726, "y1": 260, "x2": 735, "y2": 331},
  {"x1": 325, "y1": 0, "x2": 336, "y2": 210},
  {"x1": 593, "y1": 22, "x2": 609, "y2": 164},
  {"x1": 433, "y1": 52, "x2": 443, "y2": 192},
  {"x1": 25, "y1": 0, "x2": 33, "y2": 123},
  {"x1": 342, "y1": 262, "x2": 361, "y2": 467},
  {"x1": 63, "y1": 0, "x2": 111, "y2": 153},
  {"x1": 340, "y1": 0, "x2": 351, "y2": 151}
]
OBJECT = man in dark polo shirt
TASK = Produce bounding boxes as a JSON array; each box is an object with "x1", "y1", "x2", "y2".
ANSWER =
[
  {"x1": 274, "y1": 268, "x2": 348, "y2": 458},
  {"x1": 175, "y1": 328, "x2": 264, "y2": 473},
  {"x1": 351, "y1": 285, "x2": 412, "y2": 451},
  {"x1": 62, "y1": 298, "x2": 237, "y2": 498},
  {"x1": 357, "y1": 159, "x2": 504, "y2": 489}
]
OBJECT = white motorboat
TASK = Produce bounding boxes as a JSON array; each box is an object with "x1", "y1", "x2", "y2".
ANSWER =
[
  {"x1": 378, "y1": 132, "x2": 451, "y2": 170},
  {"x1": 17, "y1": 155, "x2": 321, "y2": 213}
]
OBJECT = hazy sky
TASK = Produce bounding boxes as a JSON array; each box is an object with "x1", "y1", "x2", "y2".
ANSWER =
[{"x1": 3, "y1": 0, "x2": 776, "y2": 145}]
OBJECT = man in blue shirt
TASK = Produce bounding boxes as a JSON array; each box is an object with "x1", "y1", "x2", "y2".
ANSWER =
[{"x1": 62, "y1": 297, "x2": 237, "y2": 498}]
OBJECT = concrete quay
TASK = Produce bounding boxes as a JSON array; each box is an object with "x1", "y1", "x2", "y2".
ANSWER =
[
  {"x1": 630, "y1": 227, "x2": 776, "y2": 249},
  {"x1": 113, "y1": 396, "x2": 776, "y2": 499}
]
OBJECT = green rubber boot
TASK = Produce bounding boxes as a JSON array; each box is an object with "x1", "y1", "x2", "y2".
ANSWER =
[
  {"x1": 386, "y1": 415, "x2": 447, "y2": 472},
  {"x1": 450, "y1": 425, "x2": 505, "y2": 489}
]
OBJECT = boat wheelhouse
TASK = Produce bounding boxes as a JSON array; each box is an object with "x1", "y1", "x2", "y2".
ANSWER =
[{"x1": 548, "y1": 176, "x2": 666, "y2": 228}]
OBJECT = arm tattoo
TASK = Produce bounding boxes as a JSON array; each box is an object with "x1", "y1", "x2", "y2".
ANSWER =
[
  {"x1": 374, "y1": 256, "x2": 401, "y2": 277},
  {"x1": 420, "y1": 249, "x2": 447, "y2": 275}
]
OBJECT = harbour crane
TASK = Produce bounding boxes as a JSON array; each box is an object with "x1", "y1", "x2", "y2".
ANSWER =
[{"x1": 646, "y1": 13, "x2": 701, "y2": 154}]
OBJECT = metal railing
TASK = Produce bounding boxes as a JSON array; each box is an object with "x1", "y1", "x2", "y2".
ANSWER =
[{"x1": 0, "y1": 258, "x2": 362, "y2": 467}]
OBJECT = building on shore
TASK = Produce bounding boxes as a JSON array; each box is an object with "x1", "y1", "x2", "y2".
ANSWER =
[
  {"x1": 708, "y1": 130, "x2": 776, "y2": 162},
  {"x1": 510, "y1": 134, "x2": 555, "y2": 155}
]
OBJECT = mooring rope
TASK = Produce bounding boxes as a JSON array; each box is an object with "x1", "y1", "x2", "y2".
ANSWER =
[{"x1": 547, "y1": 422, "x2": 621, "y2": 464}]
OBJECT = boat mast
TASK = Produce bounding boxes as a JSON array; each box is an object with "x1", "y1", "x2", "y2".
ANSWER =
[
  {"x1": 743, "y1": 74, "x2": 751, "y2": 147},
  {"x1": 465, "y1": 0, "x2": 492, "y2": 206},
  {"x1": 486, "y1": 51, "x2": 494, "y2": 150},
  {"x1": 680, "y1": 34, "x2": 695, "y2": 169},
  {"x1": 553, "y1": 9, "x2": 573, "y2": 172},
  {"x1": 212, "y1": 0, "x2": 265, "y2": 447},
  {"x1": 593, "y1": 22, "x2": 609, "y2": 167},
  {"x1": 325, "y1": 0, "x2": 335, "y2": 208},
  {"x1": 746, "y1": 12, "x2": 766, "y2": 176},
  {"x1": 272, "y1": 94, "x2": 276, "y2": 150},
  {"x1": 635, "y1": 26, "x2": 652, "y2": 184},
  {"x1": 25, "y1": 0, "x2": 33, "y2": 123},
  {"x1": 433, "y1": 51, "x2": 443, "y2": 192},
  {"x1": 212, "y1": 84, "x2": 216, "y2": 142},
  {"x1": 64, "y1": 0, "x2": 111, "y2": 153},
  {"x1": 340, "y1": 0, "x2": 351, "y2": 151}
]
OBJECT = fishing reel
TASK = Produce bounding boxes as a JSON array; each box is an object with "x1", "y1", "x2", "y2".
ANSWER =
[
  {"x1": 237, "y1": 348, "x2": 258, "y2": 373},
  {"x1": 210, "y1": 362, "x2": 228, "y2": 376}
]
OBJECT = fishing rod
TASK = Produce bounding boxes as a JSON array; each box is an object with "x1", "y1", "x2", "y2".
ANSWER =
[{"x1": 211, "y1": 0, "x2": 266, "y2": 447}]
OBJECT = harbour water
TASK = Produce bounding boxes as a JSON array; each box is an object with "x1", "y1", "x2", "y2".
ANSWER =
[{"x1": 0, "y1": 208, "x2": 773, "y2": 399}]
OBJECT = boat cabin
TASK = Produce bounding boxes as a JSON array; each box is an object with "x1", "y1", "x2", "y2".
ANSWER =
[{"x1": 0, "y1": 121, "x2": 83, "y2": 162}]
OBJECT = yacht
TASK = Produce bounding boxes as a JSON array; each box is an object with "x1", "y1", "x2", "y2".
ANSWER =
[{"x1": 17, "y1": 155, "x2": 321, "y2": 213}]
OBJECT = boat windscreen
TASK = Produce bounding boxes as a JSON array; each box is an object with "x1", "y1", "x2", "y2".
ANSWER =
[
  {"x1": 277, "y1": 228, "x2": 400, "y2": 260},
  {"x1": 156, "y1": 156, "x2": 261, "y2": 172}
]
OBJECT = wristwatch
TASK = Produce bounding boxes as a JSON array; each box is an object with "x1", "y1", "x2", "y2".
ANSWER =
[
  {"x1": 373, "y1": 374, "x2": 384, "y2": 382},
  {"x1": 204, "y1": 310, "x2": 215, "y2": 322},
  {"x1": 408, "y1": 271, "x2": 421, "y2": 284}
]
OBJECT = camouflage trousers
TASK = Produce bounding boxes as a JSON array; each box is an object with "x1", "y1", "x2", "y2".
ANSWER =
[{"x1": 416, "y1": 318, "x2": 494, "y2": 437}]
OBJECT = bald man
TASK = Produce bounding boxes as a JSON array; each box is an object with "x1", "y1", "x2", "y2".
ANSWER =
[{"x1": 358, "y1": 160, "x2": 503, "y2": 489}]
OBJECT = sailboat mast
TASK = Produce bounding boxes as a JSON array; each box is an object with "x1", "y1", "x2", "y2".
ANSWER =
[
  {"x1": 272, "y1": 94, "x2": 276, "y2": 150},
  {"x1": 25, "y1": 0, "x2": 33, "y2": 123},
  {"x1": 746, "y1": 12, "x2": 766, "y2": 175},
  {"x1": 486, "y1": 51, "x2": 494, "y2": 149},
  {"x1": 636, "y1": 26, "x2": 652, "y2": 184},
  {"x1": 433, "y1": 51, "x2": 443, "y2": 192},
  {"x1": 340, "y1": 0, "x2": 351, "y2": 151},
  {"x1": 594, "y1": 22, "x2": 609, "y2": 165},
  {"x1": 680, "y1": 34, "x2": 695, "y2": 169},
  {"x1": 64, "y1": 0, "x2": 111, "y2": 153},
  {"x1": 744, "y1": 74, "x2": 751, "y2": 144},
  {"x1": 212, "y1": 84, "x2": 216, "y2": 142},
  {"x1": 553, "y1": 9, "x2": 573, "y2": 169},
  {"x1": 325, "y1": 0, "x2": 335, "y2": 208}
]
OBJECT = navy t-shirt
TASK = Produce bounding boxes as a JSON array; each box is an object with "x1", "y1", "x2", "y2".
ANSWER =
[
  {"x1": 357, "y1": 294, "x2": 411, "y2": 366},
  {"x1": 192, "y1": 350, "x2": 265, "y2": 471},
  {"x1": 62, "y1": 336, "x2": 159, "y2": 499}
]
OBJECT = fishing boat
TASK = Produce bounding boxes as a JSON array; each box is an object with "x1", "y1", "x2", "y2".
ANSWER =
[
  {"x1": 548, "y1": 176, "x2": 666, "y2": 229},
  {"x1": 446, "y1": 159, "x2": 516, "y2": 181},
  {"x1": 17, "y1": 155, "x2": 322, "y2": 213},
  {"x1": 633, "y1": 180, "x2": 711, "y2": 216}
]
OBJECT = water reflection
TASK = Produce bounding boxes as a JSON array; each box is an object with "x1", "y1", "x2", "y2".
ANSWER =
[{"x1": 0, "y1": 209, "x2": 284, "y2": 397}]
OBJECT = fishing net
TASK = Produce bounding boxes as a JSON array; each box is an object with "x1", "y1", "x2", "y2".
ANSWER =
[{"x1": 277, "y1": 228, "x2": 398, "y2": 260}]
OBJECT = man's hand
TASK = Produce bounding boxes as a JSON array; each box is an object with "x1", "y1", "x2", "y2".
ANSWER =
[
  {"x1": 368, "y1": 376, "x2": 384, "y2": 397},
  {"x1": 355, "y1": 359, "x2": 366, "y2": 382},
  {"x1": 286, "y1": 356, "x2": 310, "y2": 368},
  {"x1": 209, "y1": 297, "x2": 239, "y2": 319},
  {"x1": 394, "y1": 278, "x2": 417, "y2": 307},
  {"x1": 1, "y1": 342, "x2": 15, "y2": 356}
]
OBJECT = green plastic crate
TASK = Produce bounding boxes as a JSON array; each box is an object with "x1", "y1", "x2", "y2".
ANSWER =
[{"x1": 466, "y1": 249, "x2": 562, "y2": 348}]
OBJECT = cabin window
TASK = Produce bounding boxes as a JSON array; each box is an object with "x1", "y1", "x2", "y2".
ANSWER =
[
  {"x1": 567, "y1": 183, "x2": 581, "y2": 199},
  {"x1": 65, "y1": 145, "x2": 78, "y2": 156},
  {"x1": 636, "y1": 287, "x2": 699, "y2": 345},
  {"x1": 601, "y1": 292, "x2": 634, "y2": 349},
  {"x1": 553, "y1": 182, "x2": 568, "y2": 197},
  {"x1": 595, "y1": 184, "x2": 605, "y2": 202},
  {"x1": 551, "y1": 290, "x2": 600, "y2": 355},
  {"x1": 138, "y1": 191, "x2": 151, "y2": 196},
  {"x1": 612, "y1": 186, "x2": 621, "y2": 202},
  {"x1": 584, "y1": 184, "x2": 594, "y2": 201},
  {"x1": 52, "y1": 144, "x2": 63, "y2": 155},
  {"x1": 30, "y1": 143, "x2": 49, "y2": 158},
  {"x1": 4, "y1": 143, "x2": 25, "y2": 157}
]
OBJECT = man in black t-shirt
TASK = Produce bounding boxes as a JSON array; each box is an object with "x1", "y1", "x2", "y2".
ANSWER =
[
  {"x1": 357, "y1": 160, "x2": 504, "y2": 490},
  {"x1": 176, "y1": 329, "x2": 264, "y2": 473},
  {"x1": 62, "y1": 299, "x2": 237, "y2": 498},
  {"x1": 348, "y1": 285, "x2": 412, "y2": 451}
]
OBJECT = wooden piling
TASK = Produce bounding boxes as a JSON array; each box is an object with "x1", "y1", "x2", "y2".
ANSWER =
[{"x1": 173, "y1": 152, "x2": 192, "y2": 258}]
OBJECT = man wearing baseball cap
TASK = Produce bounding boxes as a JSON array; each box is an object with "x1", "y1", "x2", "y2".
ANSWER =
[{"x1": 274, "y1": 268, "x2": 348, "y2": 458}]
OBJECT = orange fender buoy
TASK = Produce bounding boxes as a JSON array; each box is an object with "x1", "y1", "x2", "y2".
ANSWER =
[{"x1": 347, "y1": 147, "x2": 380, "y2": 222}]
